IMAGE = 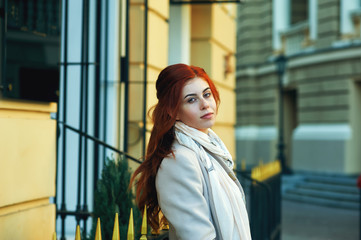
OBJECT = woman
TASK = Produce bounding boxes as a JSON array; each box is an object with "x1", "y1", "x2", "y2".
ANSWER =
[{"x1": 130, "y1": 63, "x2": 251, "y2": 240}]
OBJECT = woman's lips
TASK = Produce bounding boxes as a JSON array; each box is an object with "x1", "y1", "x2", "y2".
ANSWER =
[{"x1": 201, "y1": 113, "x2": 213, "y2": 119}]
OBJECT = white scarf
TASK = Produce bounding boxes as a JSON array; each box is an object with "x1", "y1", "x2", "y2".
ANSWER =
[{"x1": 174, "y1": 121, "x2": 252, "y2": 240}]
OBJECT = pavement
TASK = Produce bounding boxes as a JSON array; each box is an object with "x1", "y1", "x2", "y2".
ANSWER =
[{"x1": 281, "y1": 199, "x2": 359, "y2": 240}]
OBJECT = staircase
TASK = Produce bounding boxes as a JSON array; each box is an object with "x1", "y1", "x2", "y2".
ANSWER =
[{"x1": 282, "y1": 173, "x2": 360, "y2": 210}]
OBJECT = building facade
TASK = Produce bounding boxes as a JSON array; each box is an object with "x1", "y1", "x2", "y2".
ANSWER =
[
  {"x1": 0, "y1": 0, "x2": 59, "y2": 238},
  {"x1": 0, "y1": 0, "x2": 239, "y2": 238},
  {"x1": 236, "y1": 0, "x2": 361, "y2": 174}
]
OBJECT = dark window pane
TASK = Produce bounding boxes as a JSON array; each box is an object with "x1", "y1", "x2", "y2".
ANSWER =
[
  {"x1": 291, "y1": 0, "x2": 309, "y2": 25},
  {"x1": 2, "y1": 0, "x2": 60, "y2": 102}
]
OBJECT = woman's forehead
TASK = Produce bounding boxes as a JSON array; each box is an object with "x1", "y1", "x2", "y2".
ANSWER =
[{"x1": 183, "y1": 77, "x2": 209, "y2": 91}]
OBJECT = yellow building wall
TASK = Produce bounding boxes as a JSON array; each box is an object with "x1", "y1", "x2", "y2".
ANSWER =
[
  {"x1": 191, "y1": 4, "x2": 237, "y2": 158},
  {"x1": 128, "y1": 0, "x2": 169, "y2": 165},
  {"x1": 0, "y1": 100, "x2": 56, "y2": 239}
]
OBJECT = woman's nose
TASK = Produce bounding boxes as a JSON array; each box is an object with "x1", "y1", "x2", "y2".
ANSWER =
[{"x1": 200, "y1": 97, "x2": 209, "y2": 109}]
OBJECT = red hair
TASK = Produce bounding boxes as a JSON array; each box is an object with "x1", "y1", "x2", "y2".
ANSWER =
[{"x1": 129, "y1": 63, "x2": 220, "y2": 230}]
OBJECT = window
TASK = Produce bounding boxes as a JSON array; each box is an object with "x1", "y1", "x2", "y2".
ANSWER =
[
  {"x1": 1, "y1": 0, "x2": 60, "y2": 102},
  {"x1": 340, "y1": 0, "x2": 361, "y2": 39},
  {"x1": 290, "y1": 0, "x2": 308, "y2": 25},
  {"x1": 274, "y1": 0, "x2": 317, "y2": 55}
]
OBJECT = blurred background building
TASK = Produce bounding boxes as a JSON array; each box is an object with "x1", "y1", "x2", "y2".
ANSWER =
[
  {"x1": 236, "y1": 0, "x2": 361, "y2": 175},
  {"x1": 0, "y1": 0, "x2": 239, "y2": 239}
]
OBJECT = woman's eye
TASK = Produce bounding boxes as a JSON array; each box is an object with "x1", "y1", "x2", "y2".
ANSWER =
[
  {"x1": 187, "y1": 98, "x2": 196, "y2": 103},
  {"x1": 204, "y1": 92, "x2": 212, "y2": 98}
]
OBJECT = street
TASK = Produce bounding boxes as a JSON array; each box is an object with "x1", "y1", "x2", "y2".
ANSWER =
[{"x1": 282, "y1": 199, "x2": 359, "y2": 240}]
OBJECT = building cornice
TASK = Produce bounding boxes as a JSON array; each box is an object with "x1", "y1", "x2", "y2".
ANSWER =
[{"x1": 236, "y1": 43, "x2": 361, "y2": 77}]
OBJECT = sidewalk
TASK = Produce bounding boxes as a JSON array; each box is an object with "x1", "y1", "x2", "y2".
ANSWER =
[{"x1": 281, "y1": 199, "x2": 359, "y2": 240}]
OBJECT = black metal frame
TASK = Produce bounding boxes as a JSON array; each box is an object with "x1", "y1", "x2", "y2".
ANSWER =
[
  {"x1": 235, "y1": 170, "x2": 282, "y2": 240},
  {"x1": 102, "y1": 0, "x2": 109, "y2": 162},
  {"x1": 142, "y1": 0, "x2": 148, "y2": 157},
  {"x1": 59, "y1": 121, "x2": 141, "y2": 164},
  {"x1": 275, "y1": 55, "x2": 292, "y2": 175},
  {"x1": 56, "y1": 122, "x2": 141, "y2": 239},
  {"x1": 55, "y1": 0, "x2": 138, "y2": 239},
  {"x1": 57, "y1": 0, "x2": 68, "y2": 238},
  {"x1": 0, "y1": 0, "x2": 6, "y2": 92},
  {"x1": 121, "y1": 0, "x2": 130, "y2": 153},
  {"x1": 358, "y1": 175, "x2": 361, "y2": 240},
  {"x1": 93, "y1": 0, "x2": 102, "y2": 191}
]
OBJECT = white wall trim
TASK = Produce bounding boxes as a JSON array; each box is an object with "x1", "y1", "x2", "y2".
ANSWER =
[
  {"x1": 236, "y1": 125, "x2": 277, "y2": 141},
  {"x1": 272, "y1": 0, "x2": 289, "y2": 50},
  {"x1": 309, "y1": 0, "x2": 318, "y2": 40},
  {"x1": 168, "y1": 5, "x2": 190, "y2": 65},
  {"x1": 288, "y1": 46, "x2": 361, "y2": 68},
  {"x1": 293, "y1": 124, "x2": 351, "y2": 141},
  {"x1": 236, "y1": 45, "x2": 361, "y2": 77}
]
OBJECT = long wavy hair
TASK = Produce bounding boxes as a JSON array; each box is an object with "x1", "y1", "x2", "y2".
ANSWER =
[{"x1": 129, "y1": 63, "x2": 220, "y2": 230}]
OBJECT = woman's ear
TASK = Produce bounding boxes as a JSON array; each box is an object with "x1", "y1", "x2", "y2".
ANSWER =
[
  {"x1": 168, "y1": 110, "x2": 180, "y2": 120},
  {"x1": 174, "y1": 111, "x2": 181, "y2": 121}
]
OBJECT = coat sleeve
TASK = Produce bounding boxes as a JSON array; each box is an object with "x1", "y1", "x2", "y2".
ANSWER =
[{"x1": 155, "y1": 145, "x2": 216, "y2": 240}]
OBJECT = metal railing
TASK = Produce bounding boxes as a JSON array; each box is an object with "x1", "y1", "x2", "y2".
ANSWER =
[
  {"x1": 235, "y1": 161, "x2": 282, "y2": 240},
  {"x1": 55, "y1": 1, "x2": 133, "y2": 239},
  {"x1": 357, "y1": 175, "x2": 361, "y2": 240},
  {"x1": 56, "y1": 121, "x2": 142, "y2": 239},
  {"x1": 54, "y1": 208, "x2": 154, "y2": 240},
  {"x1": 281, "y1": 21, "x2": 312, "y2": 55},
  {"x1": 54, "y1": 209, "x2": 170, "y2": 240}
]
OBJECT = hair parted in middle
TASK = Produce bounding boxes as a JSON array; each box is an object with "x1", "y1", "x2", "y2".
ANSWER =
[{"x1": 130, "y1": 63, "x2": 220, "y2": 230}]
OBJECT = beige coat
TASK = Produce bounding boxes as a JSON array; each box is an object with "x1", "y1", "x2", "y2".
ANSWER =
[{"x1": 155, "y1": 141, "x2": 217, "y2": 240}]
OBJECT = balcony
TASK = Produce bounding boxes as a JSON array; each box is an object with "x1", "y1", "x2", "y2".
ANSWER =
[{"x1": 281, "y1": 21, "x2": 314, "y2": 56}]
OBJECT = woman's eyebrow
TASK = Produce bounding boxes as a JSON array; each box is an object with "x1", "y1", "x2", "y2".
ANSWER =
[
  {"x1": 183, "y1": 87, "x2": 211, "y2": 99},
  {"x1": 184, "y1": 93, "x2": 196, "y2": 99},
  {"x1": 203, "y1": 87, "x2": 210, "y2": 93}
]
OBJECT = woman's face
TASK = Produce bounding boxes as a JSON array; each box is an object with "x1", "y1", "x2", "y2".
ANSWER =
[{"x1": 176, "y1": 77, "x2": 217, "y2": 134}]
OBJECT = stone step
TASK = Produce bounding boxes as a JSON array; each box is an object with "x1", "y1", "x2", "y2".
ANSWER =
[
  {"x1": 286, "y1": 188, "x2": 359, "y2": 203},
  {"x1": 303, "y1": 175, "x2": 358, "y2": 187},
  {"x1": 296, "y1": 181, "x2": 359, "y2": 195},
  {"x1": 283, "y1": 192, "x2": 360, "y2": 210},
  {"x1": 282, "y1": 173, "x2": 360, "y2": 210}
]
